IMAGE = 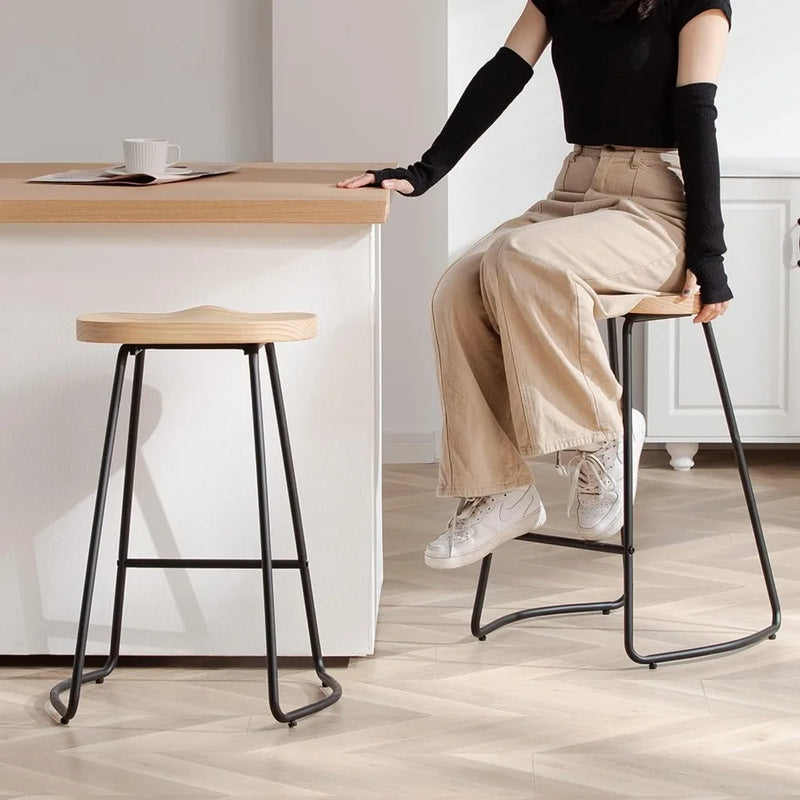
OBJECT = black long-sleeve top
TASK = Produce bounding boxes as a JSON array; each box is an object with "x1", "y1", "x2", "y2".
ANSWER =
[
  {"x1": 531, "y1": 0, "x2": 732, "y2": 147},
  {"x1": 531, "y1": 0, "x2": 734, "y2": 301}
]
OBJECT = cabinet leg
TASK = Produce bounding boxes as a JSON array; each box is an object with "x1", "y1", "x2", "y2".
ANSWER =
[{"x1": 665, "y1": 442, "x2": 699, "y2": 471}]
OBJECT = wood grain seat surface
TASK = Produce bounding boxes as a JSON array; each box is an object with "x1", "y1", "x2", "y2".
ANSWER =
[
  {"x1": 76, "y1": 305, "x2": 317, "y2": 344},
  {"x1": 627, "y1": 294, "x2": 702, "y2": 316}
]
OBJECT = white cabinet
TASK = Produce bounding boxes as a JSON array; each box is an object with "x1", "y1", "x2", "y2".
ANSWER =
[{"x1": 645, "y1": 161, "x2": 800, "y2": 469}]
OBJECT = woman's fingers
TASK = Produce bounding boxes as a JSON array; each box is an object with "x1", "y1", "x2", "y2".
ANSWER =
[
  {"x1": 336, "y1": 172, "x2": 376, "y2": 188},
  {"x1": 693, "y1": 300, "x2": 730, "y2": 324},
  {"x1": 682, "y1": 269, "x2": 699, "y2": 297},
  {"x1": 335, "y1": 173, "x2": 415, "y2": 195},
  {"x1": 684, "y1": 269, "x2": 731, "y2": 324},
  {"x1": 382, "y1": 179, "x2": 415, "y2": 195}
]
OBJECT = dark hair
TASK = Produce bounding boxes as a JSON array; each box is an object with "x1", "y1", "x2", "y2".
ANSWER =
[{"x1": 566, "y1": 0, "x2": 662, "y2": 21}]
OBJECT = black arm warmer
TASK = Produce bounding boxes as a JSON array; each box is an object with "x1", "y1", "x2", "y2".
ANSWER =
[
  {"x1": 367, "y1": 46, "x2": 533, "y2": 197},
  {"x1": 672, "y1": 82, "x2": 734, "y2": 304}
]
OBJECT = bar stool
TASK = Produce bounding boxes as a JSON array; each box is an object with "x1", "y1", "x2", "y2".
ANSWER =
[
  {"x1": 49, "y1": 306, "x2": 341, "y2": 727},
  {"x1": 472, "y1": 294, "x2": 781, "y2": 666}
]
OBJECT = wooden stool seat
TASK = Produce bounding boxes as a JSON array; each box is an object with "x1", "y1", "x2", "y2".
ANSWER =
[
  {"x1": 76, "y1": 305, "x2": 317, "y2": 345},
  {"x1": 628, "y1": 294, "x2": 702, "y2": 316}
]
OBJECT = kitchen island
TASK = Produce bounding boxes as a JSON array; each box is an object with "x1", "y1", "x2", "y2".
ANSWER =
[{"x1": 0, "y1": 162, "x2": 392, "y2": 658}]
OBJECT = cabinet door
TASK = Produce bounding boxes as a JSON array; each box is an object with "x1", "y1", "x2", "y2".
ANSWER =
[{"x1": 645, "y1": 177, "x2": 800, "y2": 442}]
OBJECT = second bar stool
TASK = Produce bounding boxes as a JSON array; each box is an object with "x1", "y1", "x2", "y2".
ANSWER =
[
  {"x1": 49, "y1": 306, "x2": 341, "y2": 727},
  {"x1": 471, "y1": 293, "x2": 781, "y2": 666}
]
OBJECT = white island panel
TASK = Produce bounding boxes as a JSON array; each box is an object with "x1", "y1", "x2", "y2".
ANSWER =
[{"x1": 0, "y1": 222, "x2": 382, "y2": 657}]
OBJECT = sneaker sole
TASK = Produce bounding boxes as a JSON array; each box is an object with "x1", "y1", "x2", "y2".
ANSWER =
[
  {"x1": 578, "y1": 411, "x2": 646, "y2": 542},
  {"x1": 424, "y1": 503, "x2": 547, "y2": 570}
]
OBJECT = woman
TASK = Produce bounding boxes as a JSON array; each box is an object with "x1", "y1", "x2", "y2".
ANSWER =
[{"x1": 337, "y1": 0, "x2": 733, "y2": 569}]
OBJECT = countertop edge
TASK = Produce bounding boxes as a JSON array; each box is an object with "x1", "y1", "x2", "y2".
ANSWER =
[{"x1": 0, "y1": 197, "x2": 392, "y2": 225}]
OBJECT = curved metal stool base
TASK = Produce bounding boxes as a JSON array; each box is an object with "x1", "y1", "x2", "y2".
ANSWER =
[
  {"x1": 471, "y1": 315, "x2": 781, "y2": 667},
  {"x1": 50, "y1": 343, "x2": 341, "y2": 727}
]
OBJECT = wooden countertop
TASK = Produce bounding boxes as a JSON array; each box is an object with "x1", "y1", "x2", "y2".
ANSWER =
[{"x1": 0, "y1": 162, "x2": 396, "y2": 224}]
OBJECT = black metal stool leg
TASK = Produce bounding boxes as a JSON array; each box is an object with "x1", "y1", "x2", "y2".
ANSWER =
[
  {"x1": 702, "y1": 322, "x2": 781, "y2": 631},
  {"x1": 248, "y1": 348, "x2": 283, "y2": 722},
  {"x1": 102, "y1": 349, "x2": 146, "y2": 677},
  {"x1": 50, "y1": 346, "x2": 133, "y2": 723},
  {"x1": 265, "y1": 343, "x2": 342, "y2": 708},
  {"x1": 606, "y1": 317, "x2": 620, "y2": 380},
  {"x1": 471, "y1": 555, "x2": 494, "y2": 640},
  {"x1": 249, "y1": 346, "x2": 341, "y2": 727},
  {"x1": 622, "y1": 316, "x2": 780, "y2": 665},
  {"x1": 621, "y1": 316, "x2": 642, "y2": 664},
  {"x1": 605, "y1": 316, "x2": 626, "y2": 612}
]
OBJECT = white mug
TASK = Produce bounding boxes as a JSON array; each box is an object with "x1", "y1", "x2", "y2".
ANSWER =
[{"x1": 123, "y1": 138, "x2": 181, "y2": 174}]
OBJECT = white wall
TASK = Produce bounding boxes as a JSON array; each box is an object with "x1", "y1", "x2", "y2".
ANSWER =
[
  {"x1": 0, "y1": 0, "x2": 272, "y2": 163},
  {"x1": 272, "y1": 0, "x2": 449, "y2": 464},
  {"x1": 717, "y1": 1, "x2": 800, "y2": 157}
]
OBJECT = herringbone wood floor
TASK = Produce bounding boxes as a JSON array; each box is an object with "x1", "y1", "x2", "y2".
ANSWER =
[{"x1": 1, "y1": 449, "x2": 799, "y2": 798}]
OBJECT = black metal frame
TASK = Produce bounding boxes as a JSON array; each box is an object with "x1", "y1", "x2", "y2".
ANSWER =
[
  {"x1": 50, "y1": 342, "x2": 341, "y2": 727},
  {"x1": 472, "y1": 314, "x2": 781, "y2": 666}
]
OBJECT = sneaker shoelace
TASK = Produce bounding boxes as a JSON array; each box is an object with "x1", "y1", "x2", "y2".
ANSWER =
[
  {"x1": 446, "y1": 495, "x2": 492, "y2": 542},
  {"x1": 556, "y1": 449, "x2": 616, "y2": 518}
]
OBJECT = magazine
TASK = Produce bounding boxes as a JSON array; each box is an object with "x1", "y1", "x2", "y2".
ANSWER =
[{"x1": 27, "y1": 163, "x2": 239, "y2": 186}]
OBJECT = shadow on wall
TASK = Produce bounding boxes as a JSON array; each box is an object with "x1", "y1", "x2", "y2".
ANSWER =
[{"x1": 0, "y1": 371, "x2": 211, "y2": 653}]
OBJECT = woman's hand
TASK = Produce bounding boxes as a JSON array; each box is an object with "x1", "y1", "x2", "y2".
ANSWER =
[
  {"x1": 336, "y1": 172, "x2": 415, "y2": 195},
  {"x1": 682, "y1": 269, "x2": 730, "y2": 324}
]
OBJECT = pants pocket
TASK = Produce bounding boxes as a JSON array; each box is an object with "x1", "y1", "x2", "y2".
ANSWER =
[
  {"x1": 552, "y1": 150, "x2": 580, "y2": 193},
  {"x1": 631, "y1": 163, "x2": 686, "y2": 203}
]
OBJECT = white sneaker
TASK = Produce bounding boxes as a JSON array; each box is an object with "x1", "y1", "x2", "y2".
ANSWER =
[
  {"x1": 556, "y1": 409, "x2": 646, "y2": 541},
  {"x1": 424, "y1": 484, "x2": 547, "y2": 570}
]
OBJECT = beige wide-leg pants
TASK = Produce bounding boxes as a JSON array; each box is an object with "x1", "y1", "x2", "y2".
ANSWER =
[{"x1": 432, "y1": 144, "x2": 688, "y2": 498}]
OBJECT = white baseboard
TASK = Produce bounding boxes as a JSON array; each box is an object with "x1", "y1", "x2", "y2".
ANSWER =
[{"x1": 383, "y1": 431, "x2": 438, "y2": 464}]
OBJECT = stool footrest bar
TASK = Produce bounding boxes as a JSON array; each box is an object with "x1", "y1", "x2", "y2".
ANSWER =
[
  {"x1": 121, "y1": 558, "x2": 304, "y2": 569},
  {"x1": 516, "y1": 532, "x2": 626, "y2": 555}
]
